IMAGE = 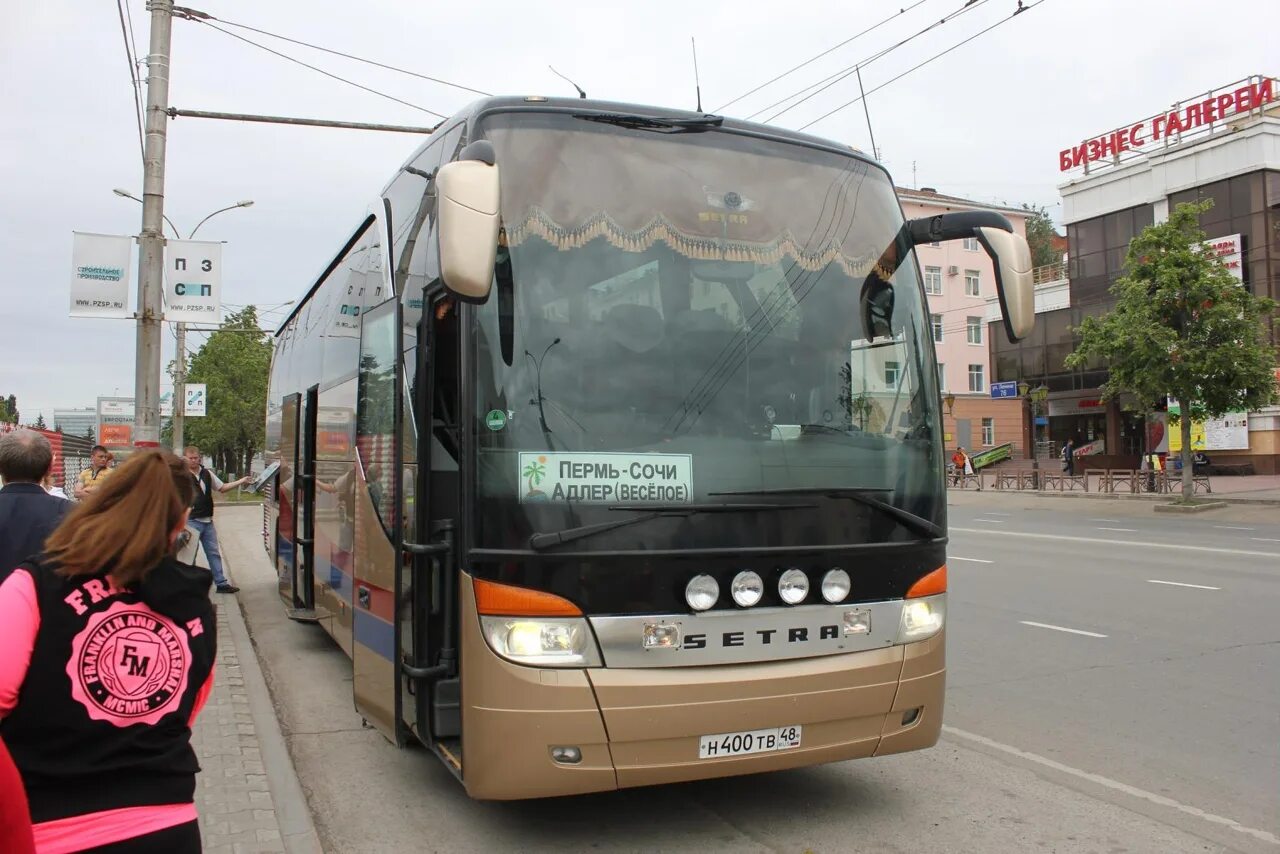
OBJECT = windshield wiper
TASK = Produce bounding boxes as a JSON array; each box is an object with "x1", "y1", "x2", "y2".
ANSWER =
[
  {"x1": 529, "y1": 501, "x2": 814, "y2": 551},
  {"x1": 572, "y1": 112, "x2": 724, "y2": 133},
  {"x1": 709, "y1": 487, "x2": 943, "y2": 539}
]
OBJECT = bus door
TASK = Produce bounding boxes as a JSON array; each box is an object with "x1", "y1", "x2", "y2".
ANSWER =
[
  {"x1": 277, "y1": 392, "x2": 312, "y2": 617},
  {"x1": 398, "y1": 293, "x2": 461, "y2": 764},
  {"x1": 352, "y1": 297, "x2": 406, "y2": 742}
]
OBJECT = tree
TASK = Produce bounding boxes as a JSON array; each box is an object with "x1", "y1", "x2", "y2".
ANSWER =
[
  {"x1": 184, "y1": 307, "x2": 273, "y2": 476},
  {"x1": 1065, "y1": 201, "x2": 1277, "y2": 501},
  {"x1": 1020, "y1": 203, "x2": 1060, "y2": 269},
  {"x1": 0, "y1": 394, "x2": 17, "y2": 425},
  {"x1": 33, "y1": 413, "x2": 47, "y2": 430}
]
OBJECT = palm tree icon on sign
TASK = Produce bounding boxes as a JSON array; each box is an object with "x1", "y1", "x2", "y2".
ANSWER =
[{"x1": 522, "y1": 456, "x2": 548, "y2": 500}]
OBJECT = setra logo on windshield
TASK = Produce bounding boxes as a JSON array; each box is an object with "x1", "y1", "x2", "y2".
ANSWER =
[{"x1": 682, "y1": 625, "x2": 841, "y2": 649}]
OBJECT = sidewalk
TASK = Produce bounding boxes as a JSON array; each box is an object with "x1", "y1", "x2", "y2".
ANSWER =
[
  {"x1": 191, "y1": 523, "x2": 321, "y2": 854},
  {"x1": 951, "y1": 472, "x2": 1280, "y2": 504}
]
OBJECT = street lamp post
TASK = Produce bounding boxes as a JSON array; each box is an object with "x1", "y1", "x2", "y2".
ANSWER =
[
  {"x1": 113, "y1": 191, "x2": 253, "y2": 451},
  {"x1": 1018, "y1": 381, "x2": 1049, "y2": 487}
]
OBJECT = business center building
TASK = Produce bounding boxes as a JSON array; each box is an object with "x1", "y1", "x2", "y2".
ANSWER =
[{"x1": 989, "y1": 74, "x2": 1280, "y2": 473}]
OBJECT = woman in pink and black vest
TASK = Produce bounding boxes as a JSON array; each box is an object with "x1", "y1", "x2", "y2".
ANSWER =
[{"x1": 0, "y1": 450, "x2": 216, "y2": 853}]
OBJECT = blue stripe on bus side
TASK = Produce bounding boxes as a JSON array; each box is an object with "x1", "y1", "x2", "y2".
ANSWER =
[{"x1": 353, "y1": 609, "x2": 396, "y2": 661}]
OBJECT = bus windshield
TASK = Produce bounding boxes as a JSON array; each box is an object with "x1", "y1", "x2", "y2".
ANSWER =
[{"x1": 470, "y1": 112, "x2": 943, "y2": 551}]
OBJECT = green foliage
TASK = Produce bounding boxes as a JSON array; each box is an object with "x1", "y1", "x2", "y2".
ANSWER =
[
  {"x1": 1065, "y1": 201, "x2": 1278, "y2": 497},
  {"x1": 184, "y1": 307, "x2": 272, "y2": 473},
  {"x1": 1020, "y1": 203, "x2": 1060, "y2": 269},
  {"x1": 33, "y1": 413, "x2": 47, "y2": 430},
  {"x1": 0, "y1": 394, "x2": 17, "y2": 425}
]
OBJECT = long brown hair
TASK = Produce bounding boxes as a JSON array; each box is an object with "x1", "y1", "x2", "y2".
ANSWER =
[{"x1": 44, "y1": 450, "x2": 195, "y2": 585}]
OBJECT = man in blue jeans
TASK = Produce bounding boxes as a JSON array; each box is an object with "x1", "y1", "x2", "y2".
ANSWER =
[{"x1": 184, "y1": 445, "x2": 251, "y2": 593}]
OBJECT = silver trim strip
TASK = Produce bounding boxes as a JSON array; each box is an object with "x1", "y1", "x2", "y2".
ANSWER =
[{"x1": 589, "y1": 601, "x2": 904, "y2": 668}]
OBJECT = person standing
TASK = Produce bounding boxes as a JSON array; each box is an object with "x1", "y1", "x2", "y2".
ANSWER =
[
  {"x1": 0, "y1": 430, "x2": 70, "y2": 584},
  {"x1": 0, "y1": 450, "x2": 216, "y2": 853},
  {"x1": 73, "y1": 445, "x2": 115, "y2": 500},
  {"x1": 1062, "y1": 438, "x2": 1076, "y2": 476},
  {"x1": 184, "y1": 446, "x2": 250, "y2": 594}
]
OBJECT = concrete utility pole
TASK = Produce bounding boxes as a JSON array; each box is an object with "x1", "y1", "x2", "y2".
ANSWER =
[{"x1": 133, "y1": 0, "x2": 175, "y2": 449}]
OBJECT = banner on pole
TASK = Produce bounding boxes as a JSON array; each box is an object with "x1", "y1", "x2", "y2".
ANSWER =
[
  {"x1": 185, "y1": 384, "x2": 207, "y2": 417},
  {"x1": 70, "y1": 232, "x2": 132, "y2": 318},
  {"x1": 164, "y1": 240, "x2": 222, "y2": 322}
]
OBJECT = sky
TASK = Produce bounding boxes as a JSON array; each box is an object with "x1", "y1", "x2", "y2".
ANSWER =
[{"x1": 1, "y1": 0, "x2": 1275, "y2": 425}]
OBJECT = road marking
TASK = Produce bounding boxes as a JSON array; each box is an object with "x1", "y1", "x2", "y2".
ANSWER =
[
  {"x1": 982, "y1": 512, "x2": 1012, "y2": 516},
  {"x1": 1213, "y1": 525, "x2": 1254, "y2": 531},
  {"x1": 950, "y1": 556, "x2": 993, "y2": 564},
  {"x1": 942, "y1": 726, "x2": 1279, "y2": 846},
  {"x1": 1147, "y1": 579, "x2": 1221, "y2": 590},
  {"x1": 1019, "y1": 621, "x2": 1107, "y2": 638},
  {"x1": 949, "y1": 528, "x2": 1280, "y2": 559},
  {"x1": 1097, "y1": 527, "x2": 1137, "y2": 533},
  {"x1": 1091, "y1": 518, "x2": 1121, "y2": 523},
  {"x1": 1252, "y1": 538, "x2": 1280, "y2": 543},
  {"x1": 972, "y1": 518, "x2": 1004, "y2": 524}
]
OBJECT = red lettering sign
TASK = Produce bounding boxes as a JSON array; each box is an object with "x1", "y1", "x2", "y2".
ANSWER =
[{"x1": 1058, "y1": 77, "x2": 1276, "y2": 171}]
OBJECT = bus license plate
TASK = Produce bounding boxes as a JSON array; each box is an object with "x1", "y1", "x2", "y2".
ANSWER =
[{"x1": 698, "y1": 726, "x2": 802, "y2": 760}]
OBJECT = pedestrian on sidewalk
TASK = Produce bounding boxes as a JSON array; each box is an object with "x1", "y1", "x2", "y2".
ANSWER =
[
  {"x1": 72, "y1": 445, "x2": 115, "y2": 500},
  {"x1": 1062, "y1": 438, "x2": 1076, "y2": 476},
  {"x1": 0, "y1": 450, "x2": 217, "y2": 853},
  {"x1": 0, "y1": 430, "x2": 70, "y2": 584},
  {"x1": 184, "y1": 446, "x2": 251, "y2": 595}
]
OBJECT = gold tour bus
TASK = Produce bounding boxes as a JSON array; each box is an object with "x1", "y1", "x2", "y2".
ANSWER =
[{"x1": 258, "y1": 96, "x2": 1035, "y2": 799}]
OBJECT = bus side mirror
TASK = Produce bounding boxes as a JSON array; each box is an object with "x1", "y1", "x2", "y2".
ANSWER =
[
  {"x1": 437, "y1": 140, "x2": 500, "y2": 302},
  {"x1": 974, "y1": 227, "x2": 1034, "y2": 343}
]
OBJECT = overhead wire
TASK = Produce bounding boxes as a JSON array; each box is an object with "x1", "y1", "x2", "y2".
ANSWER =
[
  {"x1": 759, "y1": 0, "x2": 995, "y2": 125},
  {"x1": 115, "y1": 0, "x2": 146, "y2": 163},
  {"x1": 713, "y1": 0, "x2": 933, "y2": 114},
  {"x1": 798, "y1": 0, "x2": 1050, "y2": 131},
  {"x1": 185, "y1": 18, "x2": 448, "y2": 118},
  {"x1": 175, "y1": 8, "x2": 491, "y2": 98}
]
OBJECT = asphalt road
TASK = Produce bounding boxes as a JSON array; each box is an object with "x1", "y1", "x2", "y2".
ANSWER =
[{"x1": 217, "y1": 500, "x2": 1279, "y2": 853}]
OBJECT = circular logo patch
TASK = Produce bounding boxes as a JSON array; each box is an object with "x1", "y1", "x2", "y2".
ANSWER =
[
  {"x1": 485, "y1": 409, "x2": 508, "y2": 431},
  {"x1": 68, "y1": 601, "x2": 192, "y2": 727}
]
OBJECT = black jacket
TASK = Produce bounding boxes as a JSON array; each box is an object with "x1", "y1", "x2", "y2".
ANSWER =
[
  {"x1": 0, "y1": 483, "x2": 70, "y2": 584},
  {"x1": 1, "y1": 557, "x2": 216, "y2": 823}
]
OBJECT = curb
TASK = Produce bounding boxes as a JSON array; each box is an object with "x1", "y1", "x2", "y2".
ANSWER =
[
  {"x1": 947, "y1": 488, "x2": 1280, "y2": 507},
  {"x1": 223, "y1": 588, "x2": 323, "y2": 853},
  {"x1": 1153, "y1": 501, "x2": 1229, "y2": 514}
]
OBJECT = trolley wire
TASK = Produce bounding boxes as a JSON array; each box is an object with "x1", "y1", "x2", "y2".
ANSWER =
[
  {"x1": 180, "y1": 15, "x2": 448, "y2": 119},
  {"x1": 797, "y1": 0, "x2": 1050, "y2": 131},
  {"x1": 714, "y1": 0, "x2": 932, "y2": 114},
  {"x1": 174, "y1": 7, "x2": 491, "y2": 98},
  {"x1": 115, "y1": 0, "x2": 146, "y2": 164},
  {"x1": 759, "y1": 0, "x2": 995, "y2": 125}
]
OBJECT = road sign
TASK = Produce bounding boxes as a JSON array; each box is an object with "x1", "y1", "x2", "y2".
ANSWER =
[
  {"x1": 185, "y1": 384, "x2": 207, "y2": 417},
  {"x1": 990, "y1": 381, "x2": 1019, "y2": 399}
]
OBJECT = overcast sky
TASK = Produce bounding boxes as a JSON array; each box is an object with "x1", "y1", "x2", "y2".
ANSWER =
[{"x1": 1, "y1": 0, "x2": 1275, "y2": 425}]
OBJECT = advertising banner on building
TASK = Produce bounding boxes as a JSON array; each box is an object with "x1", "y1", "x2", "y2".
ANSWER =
[
  {"x1": 1202, "y1": 234, "x2": 1243, "y2": 282},
  {"x1": 1166, "y1": 401, "x2": 1249, "y2": 451},
  {"x1": 70, "y1": 232, "x2": 132, "y2": 318},
  {"x1": 164, "y1": 240, "x2": 222, "y2": 322}
]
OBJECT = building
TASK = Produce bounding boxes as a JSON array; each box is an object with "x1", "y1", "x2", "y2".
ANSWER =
[
  {"x1": 901, "y1": 187, "x2": 1028, "y2": 457},
  {"x1": 53, "y1": 407, "x2": 96, "y2": 441},
  {"x1": 990, "y1": 73, "x2": 1280, "y2": 472}
]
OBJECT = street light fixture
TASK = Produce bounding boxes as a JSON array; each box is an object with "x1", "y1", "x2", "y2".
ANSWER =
[
  {"x1": 943, "y1": 392, "x2": 956, "y2": 417},
  {"x1": 1019, "y1": 382, "x2": 1049, "y2": 486}
]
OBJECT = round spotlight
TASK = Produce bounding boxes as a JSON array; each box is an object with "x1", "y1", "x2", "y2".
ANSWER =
[
  {"x1": 778, "y1": 568, "x2": 809, "y2": 605},
  {"x1": 730, "y1": 571, "x2": 763, "y2": 607},
  {"x1": 685, "y1": 574, "x2": 719, "y2": 611},
  {"x1": 822, "y1": 568, "x2": 852, "y2": 603}
]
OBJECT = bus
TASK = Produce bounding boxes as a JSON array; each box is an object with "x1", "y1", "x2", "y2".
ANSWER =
[{"x1": 261, "y1": 96, "x2": 1034, "y2": 799}]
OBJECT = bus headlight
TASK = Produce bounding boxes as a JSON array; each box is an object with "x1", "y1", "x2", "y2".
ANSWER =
[
  {"x1": 897, "y1": 594, "x2": 945, "y2": 643},
  {"x1": 480, "y1": 617, "x2": 603, "y2": 667},
  {"x1": 822, "y1": 568, "x2": 851, "y2": 603},
  {"x1": 686, "y1": 574, "x2": 720, "y2": 611},
  {"x1": 778, "y1": 568, "x2": 809, "y2": 605},
  {"x1": 730, "y1": 571, "x2": 763, "y2": 607}
]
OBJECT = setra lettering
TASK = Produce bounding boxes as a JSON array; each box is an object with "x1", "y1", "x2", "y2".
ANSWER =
[
  {"x1": 683, "y1": 633, "x2": 707, "y2": 650},
  {"x1": 756, "y1": 629, "x2": 776, "y2": 644},
  {"x1": 722, "y1": 632, "x2": 744, "y2": 647},
  {"x1": 788, "y1": 628, "x2": 808, "y2": 643}
]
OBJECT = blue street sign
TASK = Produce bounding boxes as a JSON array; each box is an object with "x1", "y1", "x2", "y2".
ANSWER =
[
  {"x1": 990, "y1": 381, "x2": 1019, "y2": 399},
  {"x1": 1035, "y1": 416, "x2": 1049, "y2": 426}
]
